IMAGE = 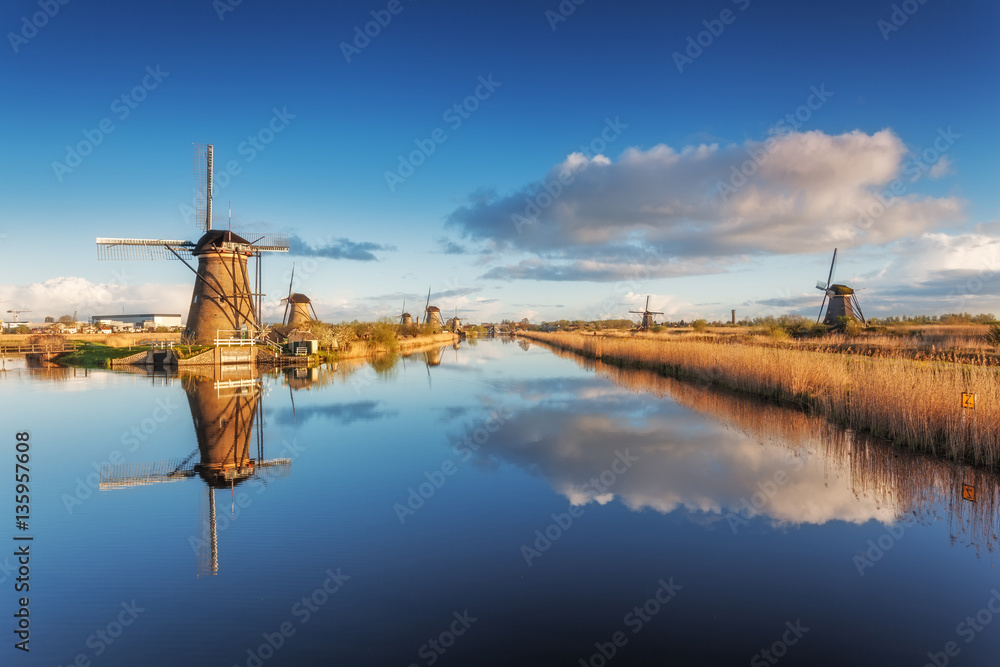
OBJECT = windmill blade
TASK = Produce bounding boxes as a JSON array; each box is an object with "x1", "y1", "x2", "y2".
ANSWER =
[
  {"x1": 825, "y1": 248, "x2": 838, "y2": 288},
  {"x1": 96, "y1": 238, "x2": 194, "y2": 260},
  {"x1": 645, "y1": 295, "x2": 650, "y2": 311},
  {"x1": 425, "y1": 286, "x2": 431, "y2": 313},
  {"x1": 853, "y1": 295, "x2": 866, "y2": 325},
  {"x1": 236, "y1": 232, "x2": 290, "y2": 252},
  {"x1": 283, "y1": 263, "x2": 295, "y2": 325},
  {"x1": 99, "y1": 457, "x2": 198, "y2": 489},
  {"x1": 193, "y1": 143, "x2": 214, "y2": 232},
  {"x1": 817, "y1": 293, "x2": 828, "y2": 324}
]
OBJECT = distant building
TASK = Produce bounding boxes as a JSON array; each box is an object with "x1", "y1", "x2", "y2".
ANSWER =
[
  {"x1": 1, "y1": 321, "x2": 52, "y2": 332},
  {"x1": 91, "y1": 314, "x2": 183, "y2": 329}
]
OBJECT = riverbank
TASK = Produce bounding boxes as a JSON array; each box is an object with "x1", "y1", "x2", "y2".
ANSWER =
[
  {"x1": 330, "y1": 331, "x2": 460, "y2": 361},
  {"x1": 521, "y1": 331, "x2": 1000, "y2": 467},
  {"x1": 53, "y1": 332, "x2": 460, "y2": 369}
]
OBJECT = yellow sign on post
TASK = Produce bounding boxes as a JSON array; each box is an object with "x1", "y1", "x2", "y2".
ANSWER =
[
  {"x1": 963, "y1": 484, "x2": 976, "y2": 502},
  {"x1": 962, "y1": 393, "x2": 976, "y2": 409}
]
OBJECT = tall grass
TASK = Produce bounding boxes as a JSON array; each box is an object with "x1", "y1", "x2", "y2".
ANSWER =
[{"x1": 523, "y1": 331, "x2": 1000, "y2": 467}]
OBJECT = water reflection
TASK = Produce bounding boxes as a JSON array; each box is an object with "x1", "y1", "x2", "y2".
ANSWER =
[
  {"x1": 100, "y1": 366, "x2": 291, "y2": 575},
  {"x1": 468, "y1": 344, "x2": 1000, "y2": 553}
]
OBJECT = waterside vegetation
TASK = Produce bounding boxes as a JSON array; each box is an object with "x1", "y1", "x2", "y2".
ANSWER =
[{"x1": 521, "y1": 329, "x2": 1000, "y2": 468}]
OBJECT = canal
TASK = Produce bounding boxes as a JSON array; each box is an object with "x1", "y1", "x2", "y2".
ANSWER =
[{"x1": 2, "y1": 337, "x2": 999, "y2": 666}]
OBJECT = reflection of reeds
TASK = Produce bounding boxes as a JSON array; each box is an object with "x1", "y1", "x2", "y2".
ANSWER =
[
  {"x1": 539, "y1": 335, "x2": 1000, "y2": 553},
  {"x1": 525, "y1": 332, "x2": 1000, "y2": 467}
]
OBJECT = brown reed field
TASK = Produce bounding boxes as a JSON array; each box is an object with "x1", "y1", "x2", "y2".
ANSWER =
[{"x1": 522, "y1": 330, "x2": 1000, "y2": 468}]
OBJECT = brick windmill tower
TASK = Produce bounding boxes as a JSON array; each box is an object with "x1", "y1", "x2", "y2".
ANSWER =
[
  {"x1": 280, "y1": 265, "x2": 318, "y2": 328},
  {"x1": 96, "y1": 144, "x2": 289, "y2": 343}
]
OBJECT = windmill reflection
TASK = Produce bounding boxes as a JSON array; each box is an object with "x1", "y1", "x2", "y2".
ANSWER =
[{"x1": 100, "y1": 366, "x2": 290, "y2": 576}]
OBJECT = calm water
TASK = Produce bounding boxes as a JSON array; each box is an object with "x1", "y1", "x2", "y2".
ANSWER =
[{"x1": 3, "y1": 338, "x2": 1000, "y2": 666}]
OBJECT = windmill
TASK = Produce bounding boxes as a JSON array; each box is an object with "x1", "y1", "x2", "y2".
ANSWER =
[
  {"x1": 447, "y1": 306, "x2": 462, "y2": 331},
  {"x1": 99, "y1": 371, "x2": 290, "y2": 576},
  {"x1": 398, "y1": 299, "x2": 412, "y2": 327},
  {"x1": 629, "y1": 296, "x2": 663, "y2": 330},
  {"x1": 96, "y1": 144, "x2": 289, "y2": 344},
  {"x1": 423, "y1": 287, "x2": 441, "y2": 330},
  {"x1": 815, "y1": 248, "x2": 866, "y2": 328},
  {"x1": 280, "y1": 264, "x2": 318, "y2": 328}
]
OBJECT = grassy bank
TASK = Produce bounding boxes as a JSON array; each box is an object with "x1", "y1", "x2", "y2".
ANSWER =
[
  {"x1": 522, "y1": 331, "x2": 1000, "y2": 467},
  {"x1": 57, "y1": 343, "x2": 152, "y2": 368}
]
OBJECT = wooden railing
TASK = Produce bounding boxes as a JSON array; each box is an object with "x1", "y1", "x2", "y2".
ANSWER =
[{"x1": 0, "y1": 341, "x2": 82, "y2": 354}]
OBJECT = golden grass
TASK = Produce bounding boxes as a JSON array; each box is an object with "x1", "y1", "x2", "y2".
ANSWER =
[{"x1": 523, "y1": 331, "x2": 1000, "y2": 467}]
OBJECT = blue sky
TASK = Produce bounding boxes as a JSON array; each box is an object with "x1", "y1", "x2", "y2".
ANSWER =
[{"x1": 1, "y1": 0, "x2": 998, "y2": 324}]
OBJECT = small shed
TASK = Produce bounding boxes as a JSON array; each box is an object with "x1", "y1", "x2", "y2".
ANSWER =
[{"x1": 286, "y1": 329, "x2": 319, "y2": 355}]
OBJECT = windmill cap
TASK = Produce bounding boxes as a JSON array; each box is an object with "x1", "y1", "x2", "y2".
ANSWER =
[
  {"x1": 426, "y1": 306, "x2": 441, "y2": 312},
  {"x1": 193, "y1": 229, "x2": 251, "y2": 253},
  {"x1": 287, "y1": 293, "x2": 311, "y2": 303},
  {"x1": 829, "y1": 284, "x2": 855, "y2": 295}
]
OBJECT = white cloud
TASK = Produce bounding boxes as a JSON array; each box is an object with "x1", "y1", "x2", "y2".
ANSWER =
[
  {"x1": 447, "y1": 129, "x2": 964, "y2": 282},
  {"x1": 928, "y1": 155, "x2": 952, "y2": 178},
  {"x1": 0, "y1": 276, "x2": 190, "y2": 322}
]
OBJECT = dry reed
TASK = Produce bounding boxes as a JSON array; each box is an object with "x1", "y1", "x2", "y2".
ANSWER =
[{"x1": 523, "y1": 331, "x2": 1000, "y2": 467}]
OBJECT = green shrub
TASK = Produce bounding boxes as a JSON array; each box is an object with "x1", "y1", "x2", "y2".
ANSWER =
[
  {"x1": 986, "y1": 323, "x2": 1000, "y2": 349},
  {"x1": 691, "y1": 319, "x2": 709, "y2": 332}
]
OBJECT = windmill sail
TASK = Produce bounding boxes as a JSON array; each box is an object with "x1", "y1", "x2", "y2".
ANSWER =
[
  {"x1": 193, "y1": 143, "x2": 213, "y2": 232},
  {"x1": 96, "y1": 238, "x2": 195, "y2": 260}
]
